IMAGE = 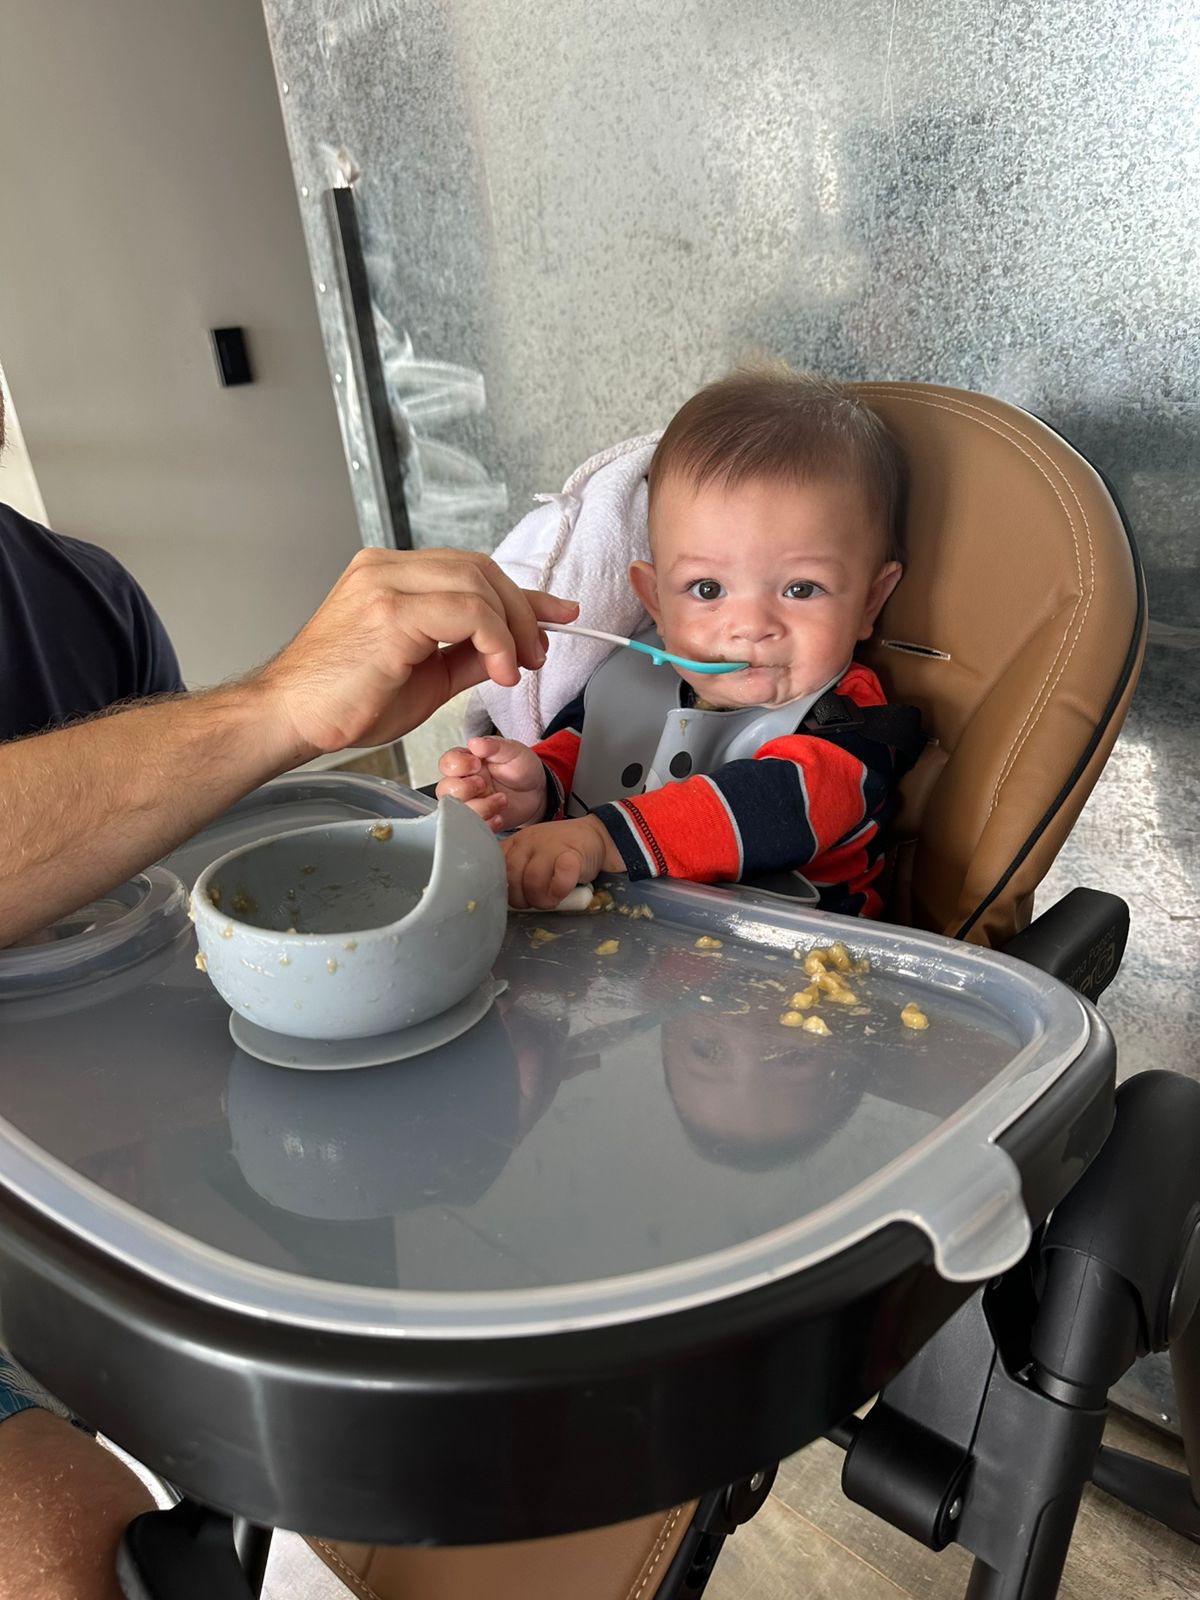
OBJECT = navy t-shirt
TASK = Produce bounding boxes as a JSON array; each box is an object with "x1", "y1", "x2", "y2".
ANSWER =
[{"x1": 0, "y1": 501, "x2": 183, "y2": 741}]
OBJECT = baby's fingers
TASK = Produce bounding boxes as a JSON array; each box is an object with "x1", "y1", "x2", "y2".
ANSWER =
[
  {"x1": 468, "y1": 735, "x2": 527, "y2": 766},
  {"x1": 524, "y1": 847, "x2": 583, "y2": 909},
  {"x1": 465, "y1": 792, "x2": 508, "y2": 830},
  {"x1": 435, "y1": 773, "x2": 493, "y2": 804},
  {"x1": 438, "y1": 746, "x2": 483, "y2": 779}
]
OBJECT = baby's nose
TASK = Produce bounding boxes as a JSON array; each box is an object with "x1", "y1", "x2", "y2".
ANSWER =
[{"x1": 727, "y1": 607, "x2": 780, "y2": 640}]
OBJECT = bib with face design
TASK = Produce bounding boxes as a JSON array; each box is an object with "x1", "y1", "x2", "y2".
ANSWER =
[{"x1": 564, "y1": 630, "x2": 844, "y2": 817}]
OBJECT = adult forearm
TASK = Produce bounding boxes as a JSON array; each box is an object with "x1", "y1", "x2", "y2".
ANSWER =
[{"x1": 0, "y1": 682, "x2": 304, "y2": 945}]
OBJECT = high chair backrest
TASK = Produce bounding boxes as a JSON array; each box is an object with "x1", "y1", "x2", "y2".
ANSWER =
[{"x1": 852, "y1": 383, "x2": 1145, "y2": 948}]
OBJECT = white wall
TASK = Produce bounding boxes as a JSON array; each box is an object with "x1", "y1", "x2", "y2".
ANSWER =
[{"x1": 0, "y1": 0, "x2": 360, "y2": 686}]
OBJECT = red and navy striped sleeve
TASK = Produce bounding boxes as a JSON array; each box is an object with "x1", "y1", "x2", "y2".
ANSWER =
[
  {"x1": 590, "y1": 666, "x2": 900, "y2": 918},
  {"x1": 530, "y1": 690, "x2": 586, "y2": 819}
]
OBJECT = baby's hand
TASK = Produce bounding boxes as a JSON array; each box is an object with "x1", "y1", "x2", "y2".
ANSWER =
[
  {"x1": 502, "y1": 816, "x2": 620, "y2": 909},
  {"x1": 435, "y1": 736, "x2": 547, "y2": 831}
]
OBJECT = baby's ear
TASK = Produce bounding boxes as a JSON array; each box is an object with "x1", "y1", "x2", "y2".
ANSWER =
[
  {"x1": 628, "y1": 560, "x2": 662, "y2": 622},
  {"x1": 857, "y1": 561, "x2": 903, "y2": 640}
]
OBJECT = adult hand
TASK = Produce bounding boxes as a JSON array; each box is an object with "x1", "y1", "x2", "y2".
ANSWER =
[
  {"x1": 435, "y1": 736, "x2": 547, "y2": 831},
  {"x1": 254, "y1": 548, "x2": 577, "y2": 759}
]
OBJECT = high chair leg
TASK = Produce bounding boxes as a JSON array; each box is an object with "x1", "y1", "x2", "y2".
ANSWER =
[
  {"x1": 836, "y1": 1069, "x2": 1200, "y2": 1600},
  {"x1": 653, "y1": 1469, "x2": 777, "y2": 1599}
]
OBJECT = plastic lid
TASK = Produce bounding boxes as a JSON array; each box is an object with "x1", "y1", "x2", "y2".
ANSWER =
[{"x1": 0, "y1": 779, "x2": 1091, "y2": 1339}]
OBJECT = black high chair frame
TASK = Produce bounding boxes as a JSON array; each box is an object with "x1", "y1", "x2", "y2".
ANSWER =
[{"x1": 114, "y1": 891, "x2": 1200, "y2": 1600}]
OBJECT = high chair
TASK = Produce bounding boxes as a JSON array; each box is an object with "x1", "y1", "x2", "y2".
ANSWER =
[
  {"x1": 292, "y1": 385, "x2": 1200, "y2": 1600},
  {"x1": 110, "y1": 385, "x2": 1198, "y2": 1600}
]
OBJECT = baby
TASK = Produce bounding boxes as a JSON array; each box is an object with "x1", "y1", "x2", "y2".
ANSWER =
[{"x1": 437, "y1": 367, "x2": 916, "y2": 914}]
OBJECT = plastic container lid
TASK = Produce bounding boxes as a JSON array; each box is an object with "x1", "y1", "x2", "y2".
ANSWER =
[{"x1": 0, "y1": 777, "x2": 1092, "y2": 1339}]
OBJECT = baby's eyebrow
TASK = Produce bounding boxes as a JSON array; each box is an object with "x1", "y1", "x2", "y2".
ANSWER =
[{"x1": 667, "y1": 551, "x2": 851, "y2": 576}]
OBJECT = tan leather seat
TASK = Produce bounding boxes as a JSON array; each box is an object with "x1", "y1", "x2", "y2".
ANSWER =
[
  {"x1": 310, "y1": 382, "x2": 1145, "y2": 1598},
  {"x1": 854, "y1": 383, "x2": 1144, "y2": 946},
  {"x1": 309, "y1": 1503, "x2": 696, "y2": 1600}
]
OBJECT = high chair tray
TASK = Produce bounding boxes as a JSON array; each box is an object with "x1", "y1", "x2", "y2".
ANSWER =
[{"x1": 0, "y1": 777, "x2": 1116, "y2": 1544}]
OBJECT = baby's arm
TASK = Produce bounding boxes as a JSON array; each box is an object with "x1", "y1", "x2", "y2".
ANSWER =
[{"x1": 590, "y1": 731, "x2": 896, "y2": 882}]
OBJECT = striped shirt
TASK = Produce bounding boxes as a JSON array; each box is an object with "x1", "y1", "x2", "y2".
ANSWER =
[{"x1": 533, "y1": 664, "x2": 901, "y2": 919}]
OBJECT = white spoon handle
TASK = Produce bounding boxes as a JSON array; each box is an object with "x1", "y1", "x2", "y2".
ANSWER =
[{"x1": 541, "y1": 621, "x2": 632, "y2": 648}]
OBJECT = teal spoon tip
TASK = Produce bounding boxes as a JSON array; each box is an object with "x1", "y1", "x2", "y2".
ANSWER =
[{"x1": 632, "y1": 640, "x2": 748, "y2": 675}]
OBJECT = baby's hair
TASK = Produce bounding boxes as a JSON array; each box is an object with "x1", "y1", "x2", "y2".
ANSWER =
[{"x1": 647, "y1": 365, "x2": 907, "y2": 564}]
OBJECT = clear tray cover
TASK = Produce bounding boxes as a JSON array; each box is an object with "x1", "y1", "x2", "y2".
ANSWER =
[{"x1": 0, "y1": 778, "x2": 1091, "y2": 1338}]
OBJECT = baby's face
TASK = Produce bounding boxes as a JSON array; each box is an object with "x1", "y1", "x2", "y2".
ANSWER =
[
  {"x1": 631, "y1": 472, "x2": 901, "y2": 709},
  {"x1": 663, "y1": 1014, "x2": 836, "y2": 1151}
]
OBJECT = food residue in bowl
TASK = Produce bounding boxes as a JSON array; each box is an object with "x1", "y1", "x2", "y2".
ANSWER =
[
  {"x1": 596, "y1": 938, "x2": 619, "y2": 955},
  {"x1": 230, "y1": 891, "x2": 256, "y2": 916},
  {"x1": 694, "y1": 935, "x2": 722, "y2": 950},
  {"x1": 194, "y1": 951, "x2": 207, "y2": 972},
  {"x1": 207, "y1": 885, "x2": 222, "y2": 908},
  {"x1": 368, "y1": 822, "x2": 393, "y2": 842},
  {"x1": 326, "y1": 958, "x2": 339, "y2": 974},
  {"x1": 901, "y1": 1002, "x2": 930, "y2": 1030}
]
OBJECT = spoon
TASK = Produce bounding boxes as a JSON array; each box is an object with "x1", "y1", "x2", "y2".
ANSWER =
[{"x1": 540, "y1": 622, "x2": 749, "y2": 676}]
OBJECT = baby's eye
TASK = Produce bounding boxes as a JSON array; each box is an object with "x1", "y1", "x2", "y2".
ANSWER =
[
  {"x1": 784, "y1": 581, "x2": 823, "y2": 600},
  {"x1": 687, "y1": 579, "x2": 726, "y2": 602}
]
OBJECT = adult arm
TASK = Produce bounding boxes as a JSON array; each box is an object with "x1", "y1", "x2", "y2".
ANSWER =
[{"x1": 0, "y1": 549, "x2": 575, "y2": 945}]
